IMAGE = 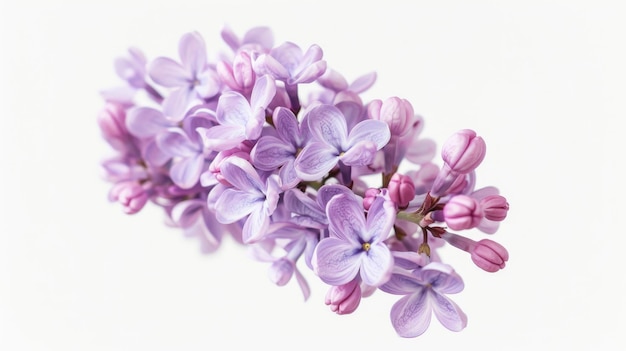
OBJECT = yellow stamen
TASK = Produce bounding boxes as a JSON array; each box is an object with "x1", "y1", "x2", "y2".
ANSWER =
[{"x1": 362, "y1": 242, "x2": 371, "y2": 251}]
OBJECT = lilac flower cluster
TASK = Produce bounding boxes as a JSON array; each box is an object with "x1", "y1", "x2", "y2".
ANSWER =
[{"x1": 98, "y1": 26, "x2": 510, "y2": 338}]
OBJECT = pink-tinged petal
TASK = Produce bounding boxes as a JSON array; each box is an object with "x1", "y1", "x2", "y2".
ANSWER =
[
  {"x1": 326, "y1": 193, "x2": 365, "y2": 242},
  {"x1": 162, "y1": 87, "x2": 195, "y2": 121},
  {"x1": 390, "y1": 289, "x2": 432, "y2": 338},
  {"x1": 126, "y1": 107, "x2": 172, "y2": 138},
  {"x1": 215, "y1": 188, "x2": 261, "y2": 223},
  {"x1": 348, "y1": 119, "x2": 391, "y2": 149},
  {"x1": 170, "y1": 199, "x2": 205, "y2": 228},
  {"x1": 148, "y1": 57, "x2": 190, "y2": 87},
  {"x1": 220, "y1": 25, "x2": 240, "y2": 51},
  {"x1": 365, "y1": 196, "x2": 395, "y2": 243},
  {"x1": 360, "y1": 245, "x2": 393, "y2": 286},
  {"x1": 253, "y1": 54, "x2": 289, "y2": 80},
  {"x1": 178, "y1": 31, "x2": 207, "y2": 74},
  {"x1": 477, "y1": 217, "x2": 500, "y2": 234},
  {"x1": 307, "y1": 105, "x2": 347, "y2": 147},
  {"x1": 242, "y1": 206, "x2": 270, "y2": 243},
  {"x1": 313, "y1": 237, "x2": 361, "y2": 286},
  {"x1": 349, "y1": 71, "x2": 377, "y2": 93},
  {"x1": 219, "y1": 156, "x2": 264, "y2": 192},
  {"x1": 250, "y1": 74, "x2": 276, "y2": 111},
  {"x1": 170, "y1": 154, "x2": 204, "y2": 189},
  {"x1": 430, "y1": 293, "x2": 467, "y2": 332},
  {"x1": 339, "y1": 141, "x2": 378, "y2": 166},
  {"x1": 196, "y1": 125, "x2": 244, "y2": 151},
  {"x1": 216, "y1": 91, "x2": 250, "y2": 126},
  {"x1": 294, "y1": 142, "x2": 338, "y2": 180},
  {"x1": 404, "y1": 138, "x2": 437, "y2": 165},
  {"x1": 251, "y1": 135, "x2": 295, "y2": 170},
  {"x1": 156, "y1": 129, "x2": 197, "y2": 157},
  {"x1": 268, "y1": 258, "x2": 295, "y2": 286}
]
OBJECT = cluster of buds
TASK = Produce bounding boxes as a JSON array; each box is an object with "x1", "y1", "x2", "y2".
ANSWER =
[{"x1": 98, "y1": 26, "x2": 510, "y2": 338}]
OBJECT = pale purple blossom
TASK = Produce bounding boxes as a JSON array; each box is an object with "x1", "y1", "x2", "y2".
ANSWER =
[
  {"x1": 213, "y1": 157, "x2": 281, "y2": 243},
  {"x1": 380, "y1": 262, "x2": 467, "y2": 338},
  {"x1": 149, "y1": 31, "x2": 221, "y2": 120},
  {"x1": 196, "y1": 75, "x2": 276, "y2": 151},
  {"x1": 295, "y1": 104, "x2": 390, "y2": 182},
  {"x1": 253, "y1": 41, "x2": 327, "y2": 86},
  {"x1": 312, "y1": 191, "x2": 395, "y2": 287}
]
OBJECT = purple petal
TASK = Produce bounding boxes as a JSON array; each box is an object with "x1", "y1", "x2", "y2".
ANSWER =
[
  {"x1": 339, "y1": 140, "x2": 378, "y2": 166},
  {"x1": 326, "y1": 193, "x2": 365, "y2": 242},
  {"x1": 420, "y1": 262, "x2": 464, "y2": 294},
  {"x1": 250, "y1": 74, "x2": 276, "y2": 111},
  {"x1": 162, "y1": 87, "x2": 195, "y2": 121},
  {"x1": 390, "y1": 290, "x2": 432, "y2": 338},
  {"x1": 477, "y1": 218, "x2": 500, "y2": 234},
  {"x1": 148, "y1": 57, "x2": 190, "y2": 87},
  {"x1": 178, "y1": 31, "x2": 207, "y2": 74},
  {"x1": 196, "y1": 124, "x2": 244, "y2": 151},
  {"x1": 215, "y1": 188, "x2": 261, "y2": 223},
  {"x1": 294, "y1": 268, "x2": 311, "y2": 300},
  {"x1": 143, "y1": 140, "x2": 171, "y2": 166},
  {"x1": 126, "y1": 107, "x2": 172, "y2": 138},
  {"x1": 365, "y1": 196, "x2": 395, "y2": 242},
  {"x1": 170, "y1": 153, "x2": 204, "y2": 189},
  {"x1": 194, "y1": 69, "x2": 221, "y2": 99},
  {"x1": 349, "y1": 71, "x2": 377, "y2": 93},
  {"x1": 170, "y1": 199, "x2": 205, "y2": 228},
  {"x1": 242, "y1": 26, "x2": 274, "y2": 49},
  {"x1": 294, "y1": 142, "x2": 338, "y2": 180},
  {"x1": 360, "y1": 244, "x2": 393, "y2": 286},
  {"x1": 219, "y1": 157, "x2": 264, "y2": 192},
  {"x1": 273, "y1": 107, "x2": 302, "y2": 146},
  {"x1": 253, "y1": 54, "x2": 289, "y2": 80},
  {"x1": 292, "y1": 60, "x2": 326, "y2": 85},
  {"x1": 307, "y1": 105, "x2": 347, "y2": 148},
  {"x1": 284, "y1": 189, "x2": 326, "y2": 223},
  {"x1": 430, "y1": 292, "x2": 467, "y2": 332},
  {"x1": 241, "y1": 206, "x2": 270, "y2": 243},
  {"x1": 251, "y1": 135, "x2": 295, "y2": 170},
  {"x1": 216, "y1": 91, "x2": 250, "y2": 126},
  {"x1": 156, "y1": 129, "x2": 198, "y2": 157},
  {"x1": 313, "y1": 237, "x2": 360, "y2": 286},
  {"x1": 316, "y1": 184, "x2": 354, "y2": 209},
  {"x1": 348, "y1": 119, "x2": 391, "y2": 149},
  {"x1": 405, "y1": 139, "x2": 437, "y2": 165},
  {"x1": 379, "y1": 270, "x2": 424, "y2": 295},
  {"x1": 278, "y1": 158, "x2": 300, "y2": 189}
]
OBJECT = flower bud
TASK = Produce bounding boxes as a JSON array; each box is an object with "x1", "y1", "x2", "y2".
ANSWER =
[
  {"x1": 441, "y1": 129, "x2": 486, "y2": 174},
  {"x1": 368, "y1": 97, "x2": 414, "y2": 137},
  {"x1": 98, "y1": 102, "x2": 130, "y2": 151},
  {"x1": 268, "y1": 258, "x2": 295, "y2": 286},
  {"x1": 443, "y1": 195, "x2": 483, "y2": 230},
  {"x1": 480, "y1": 195, "x2": 509, "y2": 221},
  {"x1": 325, "y1": 278, "x2": 362, "y2": 315},
  {"x1": 471, "y1": 239, "x2": 509, "y2": 272},
  {"x1": 363, "y1": 188, "x2": 380, "y2": 211},
  {"x1": 109, "y1": 181, "x2": 149, "y2": 215},
  {"x1": 388, "y1": 173, "x2": 415, "y2": 208}
]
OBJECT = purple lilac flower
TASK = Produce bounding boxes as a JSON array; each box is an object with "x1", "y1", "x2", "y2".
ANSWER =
[
  {"x1": 196, "y1": 75, "x2": 276, "y2": 151},
  {"x1": 253, "y1": 41, "x2": 327, "y2": 86},
  {"x1": 251, "y1": 107, "x2": 311, "y2": 189},
  {"x1": 379, "y1": 262, "x2": 467, "y2": 338},
  {"x1": 213, "y1": 156, "x2": 281, "y2": 243},
  {"x1": 149, "y1": 31, "x2": 221, "y2": 120},
  {"x1": 312, "y1": 191, "x2": 395, "y2": 287},
  {"x1": 295, "y1": 104, "x2": 391, "y2": 182}
]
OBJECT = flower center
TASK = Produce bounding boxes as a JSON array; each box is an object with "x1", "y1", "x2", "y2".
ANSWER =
[{"x1": 362, "y1": 242, "x2": 371, "y2": 251}]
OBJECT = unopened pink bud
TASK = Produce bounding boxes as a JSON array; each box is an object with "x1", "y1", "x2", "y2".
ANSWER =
[
  {"x1": 368, "y1": 97, "x2": 414, "y2": 137},
  {"x1": 480, "y1": 195, "x2": 509, "y2": 221},
  {"x1": 443, "y1": 195, "x2": 483, "y2": 230},
  {"x1": 110, "y1": 181, "x2": 149, "y2": 215},
  {"x1": 325, "y1": 278, "x2": 362, "y2": 315},
  {"x1": 98, "y1": 102, "x2": 130, "y2": 151},
  {"x1": 441, "y1": 129, "x2": 486, "y2": 174},
  {"x1": 363, "y1": 188, "x2": 380, "y2": 210},
  {"x1": 388, "y1": 173, "x2": 415, "y2": 208},
  {"x1": 217, "y1": 51, "x2": 256, "y2": 93},
  {"x1": 471, "y1": 239, "x2": 509, "y2": 272}
]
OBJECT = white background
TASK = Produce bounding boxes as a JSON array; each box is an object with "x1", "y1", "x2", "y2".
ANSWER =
[{"x1": 1, "y1": 1, "x2": 624, "y2": 350}]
